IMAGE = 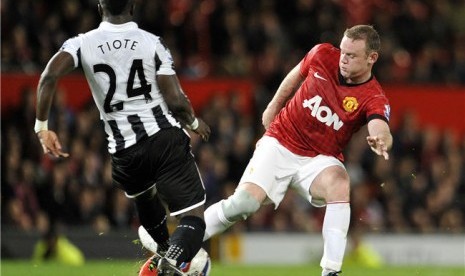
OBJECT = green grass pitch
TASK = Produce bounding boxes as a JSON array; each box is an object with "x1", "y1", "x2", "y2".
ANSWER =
[{"x1": 1, "y1": 260, "x2": 464, "y2": 276}]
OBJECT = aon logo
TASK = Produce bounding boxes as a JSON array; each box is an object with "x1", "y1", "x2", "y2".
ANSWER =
[{"x1": 303, "y1": 95, "x2": 344, "y2": 131}]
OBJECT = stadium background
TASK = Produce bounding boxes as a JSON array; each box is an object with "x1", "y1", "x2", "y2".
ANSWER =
[{"x1": 1, "y1": 0, "x2": 464, "y2": 271}]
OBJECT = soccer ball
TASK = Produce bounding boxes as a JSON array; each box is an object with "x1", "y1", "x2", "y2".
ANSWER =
[
  {"x1": 139, "y1": 248, "x2": 211, "y2": 276},
  {"x1": 180, "y1": 247, "x2": 211, "y2": 276},
  {"x1": 138, "y1": 226, "x2": 211, "y2": 276}
]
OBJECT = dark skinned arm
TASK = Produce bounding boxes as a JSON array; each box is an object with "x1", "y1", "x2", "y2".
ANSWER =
[
  {"x1": 35, "y1": 51, "x2": 75, "y2": 157},
  {"x1": 157, "y1": 74, "x2": 210, "y2": 141}
]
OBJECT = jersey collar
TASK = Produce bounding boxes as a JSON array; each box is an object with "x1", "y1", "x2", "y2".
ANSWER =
[
  {"x1": 338, "y1": 71, "x2": 374, "y2": 87},
  {"x1": 99, "y1": 21, "x2": 138, "y2": 32}
]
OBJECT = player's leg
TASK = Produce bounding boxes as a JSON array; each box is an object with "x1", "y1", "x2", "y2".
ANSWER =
[
  {"x1": 204, "y1": 136, "x2": 295, "y2": 241},
  {"x1": 138, "y1": 206, "x2": 205, "y2": 276},
  {"x1": 111, "y1": 133, "x2": 173, "y2": 256},
  {"x1": 133, "y1": 186, "x2": 170, "y2": 255},
  {"x1": 138, "y1": 182, "x2": 265, "y2": 253},
  {"x1": 154, "y1": 128, "x2": 207, "y2": 274},
  {"x1": 111, "y1": 134, "x2": 173, "y2": 275},
  {"x1": 311, "y1": 166, "x2": 350, "y2": 276},
  {"x1": 203, "y1": 182, "x2": 265, "y2": 240},
  {"x1": 163, "y1": 206, "x2": 205, "y2": 265}
]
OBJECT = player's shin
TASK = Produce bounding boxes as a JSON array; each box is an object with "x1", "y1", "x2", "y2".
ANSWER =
[
  {"x1": 165, "y1": 216, "x2": 206, "y2": 264},
  {"x1": 134, "y1": 193, "x2": 170, "y2": 253},
  {"x1": 203, "y1": 200, "x2": 234, "y2": 241},
  {"x1": 320, "y1": 202, "x2": 350, "y2": 275}
]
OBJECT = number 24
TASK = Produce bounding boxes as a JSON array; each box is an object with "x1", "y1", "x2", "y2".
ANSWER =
[{"x1": 93, "y1": 59, "x2": 151, "y2": 113}]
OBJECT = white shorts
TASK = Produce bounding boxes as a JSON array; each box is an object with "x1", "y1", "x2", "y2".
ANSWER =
[{"x1": 239, "y1": 136, "x2": 345, "y2": 208}]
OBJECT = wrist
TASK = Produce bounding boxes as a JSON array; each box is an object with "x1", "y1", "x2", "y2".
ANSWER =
[
  {"x1": 187, "y1": 118, "x2": 199, "y2": 130},
  {"x1": 34, "y1": 119, "x2": 48, "y2": 133}
]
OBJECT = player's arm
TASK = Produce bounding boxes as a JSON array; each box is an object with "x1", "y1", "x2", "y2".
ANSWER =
[
  {"x1": 35, "y1": 51, "x2": 75, "y2": 157},
  {"x1": 262, "y1": 63, "x2": 304, "y2": 129},
  {"x1": 366, "y1": 118, "x2": 393, "y2": 160},
  {"x1": 157, "y1": 74, "x2": 211, "y2": 141}
]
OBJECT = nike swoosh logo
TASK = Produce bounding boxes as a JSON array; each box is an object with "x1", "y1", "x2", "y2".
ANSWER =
[{"x1": 314, "y1": 72, "x2": 328, "y2": 81}]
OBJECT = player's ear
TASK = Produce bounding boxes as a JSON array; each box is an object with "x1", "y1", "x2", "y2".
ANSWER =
[
  {"x1": 368, "y1": 51, "x2": 378, "y2": 64},
  {"x1": 97, "y1": 4, "x2": 103, "y2": 17}
]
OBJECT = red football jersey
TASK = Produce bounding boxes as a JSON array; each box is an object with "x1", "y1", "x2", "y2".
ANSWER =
[{"x1": 266, "y1": 43, "x2": 390, "y2": 161}]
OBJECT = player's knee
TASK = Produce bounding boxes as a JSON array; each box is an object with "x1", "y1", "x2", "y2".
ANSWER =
[
  {"x1": 313, "y1": 167, "x2": 350, "y2": 202},
  {"x1": 326, "y1": 178, "x2": 350, "y2": 202},
  {"x1": 133, "y1": 186, "x2": 156, "y2": 203},
  {"x1": 221, "y1": 189, "x2": 261, "y2": 221}
]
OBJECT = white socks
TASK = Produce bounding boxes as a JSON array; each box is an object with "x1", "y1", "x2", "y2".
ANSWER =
[
  {"x1": 203, "y1": 200, "x2": 235, "y2": 241},
  {"x1": 320, "y1": 202, "x2": 350, "y2": 274},
  {"x1": 204, "y1": 199, "x2": 350, "y2": 275}
]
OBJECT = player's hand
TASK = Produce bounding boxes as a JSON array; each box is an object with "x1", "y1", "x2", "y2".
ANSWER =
[
  {"x1": 37, "y1": 130, "x2": 69, "y2": 158},
  {"x1": 193, "y1": 118, "x2": 211, "y2": 142},
  {"x1": 366, "y1": 135, "x2": 389, "y2": 160}
]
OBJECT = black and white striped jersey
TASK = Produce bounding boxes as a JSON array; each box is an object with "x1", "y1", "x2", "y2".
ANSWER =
[{"x1": 61, "y1": 21, "x2": 181, "y2": 153}]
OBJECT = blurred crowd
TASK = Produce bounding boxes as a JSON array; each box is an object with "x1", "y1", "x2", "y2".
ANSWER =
[
  {"x1": 2, "y1": 85, "x2": 464, "y2": 235},
  {"x1": 2, "y1": 0, "x2": 465, "y2": 84},
  {"x1": 1, "y1": 0, "x2": 465, "y2": 236}
]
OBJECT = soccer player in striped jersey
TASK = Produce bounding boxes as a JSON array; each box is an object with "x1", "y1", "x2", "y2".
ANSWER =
[
  {"x1": 203, "y1": 25, "x2": 393, "y2": 276},
  {"x1": 34, "y1": 0, "x2": 210, "y2": 275}
]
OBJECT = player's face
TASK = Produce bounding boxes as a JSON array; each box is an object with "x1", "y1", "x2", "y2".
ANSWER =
[{"x1": 339, "y1": 36, "x2": 377, "y2": 84}]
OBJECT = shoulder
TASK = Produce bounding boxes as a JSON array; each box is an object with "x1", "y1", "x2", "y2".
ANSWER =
[
  {"x1": 368, "y1": 77, "x2": 387, "y2": 97},
  {"x1": 304, "y1": 43, "x2": 339, "y2": 64},
  {"x1": 60, "y1": 34, "x2": 83, "y2": 52},
  {"x1": 134, "y1": 26, "x2": 160, "y2": 42},
  {"x1": 301, "y1": 43, "x2": 339, "y2": 73},
  {"x1": 310, "y1": 43, "x2": 338, "y2": 55},
  {"x1": 78, "y1": 26, "x2": 102, "y2": 40},
  {"x1": 63, "y1": 27, "x2": 101, "y2": 47}
]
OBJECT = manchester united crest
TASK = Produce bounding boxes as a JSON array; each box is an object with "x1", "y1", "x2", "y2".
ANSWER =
[{"x1": 343, "y1": 96, "x2": 359, "y2": 112}]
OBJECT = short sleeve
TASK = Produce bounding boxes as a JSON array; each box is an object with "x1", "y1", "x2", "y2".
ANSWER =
[
  {"x1": 154, "y1": 38, "x2": 176, "y2": 75},
  {"x1": 366, "y1": 94, "x2": 391, "y2": 123},
  {"x1": 60, "y1": 36, "x2": 82, "y2": 68}
]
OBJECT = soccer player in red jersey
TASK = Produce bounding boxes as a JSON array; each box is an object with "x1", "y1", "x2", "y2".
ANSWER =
[{"x1": 203, "y1": 25, "x2": 392, "y2": 276}]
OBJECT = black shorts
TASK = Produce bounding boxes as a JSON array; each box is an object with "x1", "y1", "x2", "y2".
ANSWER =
[{"x1": 111, "y1": 127, "x2": 205, "y2": 214}]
